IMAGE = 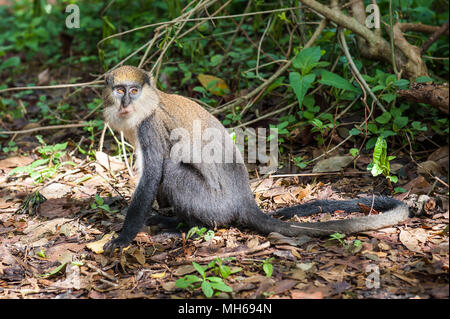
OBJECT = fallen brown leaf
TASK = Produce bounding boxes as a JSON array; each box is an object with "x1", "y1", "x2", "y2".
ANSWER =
[
  {"x1": 0, "y1": 156, "x2": 34, "y2": 168},
  {"x1": 399, "y1": 230, "x2": 422, "y2": 253}
]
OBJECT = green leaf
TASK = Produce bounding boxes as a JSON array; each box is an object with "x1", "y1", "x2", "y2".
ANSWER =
[
  {"x1": 263, "y1": 262, "x2": 273, "y2": 277},
  {"x1": 385, "y1": 74, "x2": 397, "y2": 86},
  {"x1": 0, "y1": 56, "x2": 20, "y2": 70},
  {"x1": 192, "y1": 262, "x2": 206, "y2": 278},
  {"x1": 95, "y1": 194, "x2": 104, "y2": 205},
  {"x1": 193, "y1": 86, "x2": 207, "y2": 94},
  {"x1": 365, "y1": 137, "x2": 378, "y2": 150},
  {"x1": 393, "y1": 79, "x2": 410, "y2": 88},
  {"x1": 381, "y1": 93, "x2": 396, "y2": 103},
  {"x1": 370, "y1": 163, "x2": 384, "y2": 176},
  {"x1": 201, "y1": 280, "x2": 213, "y2": 298},
  {"x1": 302, "y1": 95, "x2": 315, "y2": 108},
  {"x1": 393, "y1": 116, "x2": 408, "y2": 130},
  {"x1": 209, "y1": 281, "x2": 233, "y2": 292},
  {"x1": 289, "y1": 72, "x2": 315, "y2": 109},
  {"x1": 353, "y1": 240, "x2": 362, "y2": 247},
  {"x1": 302, "y1": 111, "x2": 314, "y2": 120},
  {"x1": 175, "y1": 275, "x2": 202, "y2": 288},
  {"x1": 52, "y1": 142, "x2": 68, "y2": 151},
  {"x1": 206, "y1": 276, "x2": 223, "y2": 283},
  {"x1": 292, "y1": 46, "x2": 322, "y2": 72},
  {"x1": 412, "y1": 121, "x2": 427, "y2": 131},
  {"x1": 380, "y1": 130, "x2": 397, "y2": 138},
  {"x1": 414, "y1": 76, "x2": 434, "y2": 83},
  {"x1": 210, "y1": 54, "x2": 223, "y2": 67},
  {"x1": 394, "y1": 187, "x2": 406, "y2": 194},
  {"x1": 375, "y1": 112, "x2": 392, "y2": 124},
  {"x1": 349, "y1": 148, "x2": 359, "y2": 157},
  {"x1": 186, "y1": 226, "x2": 199, "y2": 240},
  {"x1": 371, "y1": 136, "x2": 390, "y2": 177},
  {"x1": 318, "y1": 70, "x2": 360, "y2": 93},
  {"x1": 330, "y1": 232, "x2": 345, "y2": 240},
  {"x1": 230, "y1": 266, "x2": 242, "y2": 274},
  {"x1": 218, "y1": 265, "x2": 231, "y2": 278},
  {"x1": 41, "y1": 262, "x2": 66, "y2": 278},
  {"x1": 367, "y1": 123, "x2": 378, "y2": 134},
  {"x1": 371, "y1": 85, "x2": 385, "y2": 93},
  {"x1": 8, "y1": 166, "x2": 29, "y2": 176},
  {"x1": 277, "y1": 121, "x2": 289, "y2": 130},
  {"x1": 204, "y1": 230, "x2": 214, "y2": 241},
  {"x1": 349, "y1": 128, "x2": 361, "y2": 136},
  {"x1": 388, "y1": 175, "x2": 398, "y2": 183},
  {"x1": 373, "y1": 136, "x2": 386, "y2": 164}
]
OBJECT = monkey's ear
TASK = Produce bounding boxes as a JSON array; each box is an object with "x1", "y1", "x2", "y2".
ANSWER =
[
  {"x1": 105, "y1": 73, "x2": 114, "y2": 87},
  {"x1": 144, "y1": 72, "x2": 156, "y2": 87},
  {"x1": 143, "y1": 72, "x2": 152, "y2": 86}
]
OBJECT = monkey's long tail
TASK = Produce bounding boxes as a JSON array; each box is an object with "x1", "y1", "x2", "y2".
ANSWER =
[
  {"x1": 240, "y1": 197, "x2": 410, "y2": 237},
  {"x1": 274, "y1": 196, "x2": 406, "y2": 218}
]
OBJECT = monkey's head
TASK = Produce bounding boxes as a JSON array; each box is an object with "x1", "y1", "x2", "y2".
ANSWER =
[{"x1": 103, "y1": 65, "x2": 160, "y2": 140}]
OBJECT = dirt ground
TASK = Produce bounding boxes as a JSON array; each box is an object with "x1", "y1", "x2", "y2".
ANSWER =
[{"x1": 0, "y1": 148, "x2": 448, "y2": 299}]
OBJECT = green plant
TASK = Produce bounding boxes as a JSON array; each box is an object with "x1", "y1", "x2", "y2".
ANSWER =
[
  {"x1": 222, "y1": 112, "x2": 242, "y2": 126},
  {"x1": 260, "y1": 257, "x2": 274, "y2": 277},
  {"x1": 310, "y1": 118, "x2": 334, "y2": 146},
  {"x1": 330, "y1": 234, "x2": 364, "y2": 252},
  {"x1": 186, "y1": 226, "x2": 215, "y2": 241},
  {"x1": 329, "y1": 232, "x2": 346, "y2": 246},
  {"x1": 36, "y1": 249, "x2": 46, "y2": 258},
  {"x1": 209, "y1": 257, "x2": 242, "y2": 279},
  {"x1": 90, "y1": 194, "x2": 113, "y2": 213},
  {"x1": 9, "y1": 137, "x2": 75, "y2": 183},
  {"x1": 2, "y1": 140, "x2": 18, "y2": 153},
  {"x1": 293, "y1": 156, "x2": 307, "y2": 169},
  {"x1": 353, "y1": 239, "x2": 362, "y2": 248},
  {"x1": 394, "y1": 187, "x2": 406, "y2": 194},
  {"x1": 367, "y1": 136, "x2": 397, "y2": 185},
  {"x1": 175, "y1": 261, "x2": 233, "y2": 298},
  {"x1": 289, "y1": 46, "x2": 322, "y2": 109}
]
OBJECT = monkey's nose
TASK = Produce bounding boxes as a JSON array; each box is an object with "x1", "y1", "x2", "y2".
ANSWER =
[{"x1": 121, "y1": 95, "x2": 131, "y2": 108}]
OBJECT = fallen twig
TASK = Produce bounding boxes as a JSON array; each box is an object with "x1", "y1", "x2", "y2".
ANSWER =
[
  {"x1": 0, "y1": 123, "x2": 91, "y2": 135},
  {"x1": 160, "y1": 241, "x2": 271, "y2": 266},
  {"x1": 0, "y1": 81, "x2": 103, "y2": 94},
  {"x1": 270, "y1": 171, "x2": 370, "y2": 178},
  {"x1": 86, "y1": 262, "x2": 118, "y2": 283}
]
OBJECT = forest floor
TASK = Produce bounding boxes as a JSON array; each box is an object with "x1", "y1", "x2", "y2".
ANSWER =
[{"x1": 0, "y1": 138, "x2": 448, "y2": 299}]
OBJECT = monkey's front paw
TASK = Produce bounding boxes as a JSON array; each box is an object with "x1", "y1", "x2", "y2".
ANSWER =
[{"x1": 103, "y1": 236, "x2": 131, "y2": 257}]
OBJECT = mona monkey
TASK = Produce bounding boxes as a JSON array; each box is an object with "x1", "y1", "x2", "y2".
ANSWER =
[{"x1": 102, "y1": 65, "x2": 410, "y2": 254}]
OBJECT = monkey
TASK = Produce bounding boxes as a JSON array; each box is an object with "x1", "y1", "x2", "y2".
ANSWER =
[{"x1": 101, "y1": 65, "x2": 411, "y2": 255}]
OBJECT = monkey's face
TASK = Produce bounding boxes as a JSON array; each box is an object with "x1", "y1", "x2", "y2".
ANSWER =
[
  {"x1": 103, "y1": 66, "x2": 160, "y2": 143},
  {"x1": 111, "y1": 83, "x2": 143, "y2": 116}
]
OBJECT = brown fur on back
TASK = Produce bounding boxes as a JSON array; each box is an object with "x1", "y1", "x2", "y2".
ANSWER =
[{"x1": 155, "y1": 90, "x2": 225, "y2": 136}]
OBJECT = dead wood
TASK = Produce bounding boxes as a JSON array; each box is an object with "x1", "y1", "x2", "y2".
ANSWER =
[{"x1": 398, "y1": 82, "x2": 449, "y2": 114}]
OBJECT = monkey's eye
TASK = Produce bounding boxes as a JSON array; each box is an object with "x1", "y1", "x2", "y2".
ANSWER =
[
  {"x1": 115, "y1": 88, "x2": 125, "y2": 95},
  {"x1": 130, "y1": 88, "x2": 139, "y2": 95}
]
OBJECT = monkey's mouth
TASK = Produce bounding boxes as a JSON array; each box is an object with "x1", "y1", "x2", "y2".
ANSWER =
[{"x1": 118, "y1": 108, "x2": 132, "y2": 116}]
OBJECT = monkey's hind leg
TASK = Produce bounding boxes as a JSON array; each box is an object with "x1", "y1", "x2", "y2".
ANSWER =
[
  {"x1": 146, "y1": 212, "x2": 181, "y2": 231},
  {"x1": 160, "y1": 161, "x2": 238, "y2": 229}
]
